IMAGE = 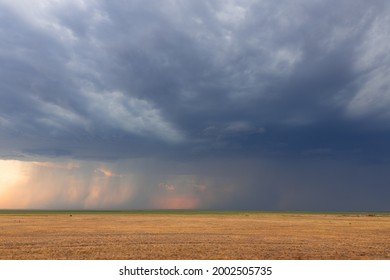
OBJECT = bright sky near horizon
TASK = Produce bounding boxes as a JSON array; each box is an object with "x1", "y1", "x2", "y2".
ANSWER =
[{"x1": 0, "y1": 0, "x2": 389, "y2": 211}]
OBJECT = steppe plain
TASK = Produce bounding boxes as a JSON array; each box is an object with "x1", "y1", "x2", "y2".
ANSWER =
[{"x1": 0, "y1": 211, "x2": 389, "y2": 259}]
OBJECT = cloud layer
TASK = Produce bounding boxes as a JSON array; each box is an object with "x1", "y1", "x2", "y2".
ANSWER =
[{"x1": 1, "y1": 0, "x2": 390, "y2": 210}]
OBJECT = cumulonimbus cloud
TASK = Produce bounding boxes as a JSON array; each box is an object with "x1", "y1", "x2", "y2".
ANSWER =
[{"x1": 1, "y1": 1, "x2": 390, "y2": 211}]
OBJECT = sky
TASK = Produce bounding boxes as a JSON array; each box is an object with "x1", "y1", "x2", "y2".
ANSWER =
[{"x1": 0, "y1": 0, "x2": 389, "y2": 211}]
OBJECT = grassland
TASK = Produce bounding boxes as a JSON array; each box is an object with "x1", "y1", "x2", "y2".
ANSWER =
[{"x1": 0, "y1": 210, "x2": 389, "y2": 259}]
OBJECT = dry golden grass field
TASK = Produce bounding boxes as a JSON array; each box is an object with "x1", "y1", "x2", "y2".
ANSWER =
[{"x1": 0, "y1": 211, "x2": 389, "y2": 260}]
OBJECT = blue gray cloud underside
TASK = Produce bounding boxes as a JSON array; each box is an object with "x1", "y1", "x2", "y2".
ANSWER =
[{"x1": 1, "y1": 0, "x2": 390, "y2": 161}]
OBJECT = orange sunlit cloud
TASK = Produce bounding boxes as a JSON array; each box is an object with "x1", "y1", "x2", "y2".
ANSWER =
[
  {"x1": 0, "y1": 160, "x2": 29, "y2": 185},
  {"x1": 152, "y1": 194, "x2": 201, "y2": 209},
  {"x1": 151, "y1": 179, "x2": 212, "y2": 209},
  {"x1": 0, "y1": 160, "x2": 32, "y2": 208},
  {"x1": 84, "y1": 174, "x2": 135, "y2": 208},
  {"x1": 95, "y1": 167, "x2": 118, "y2": 177},
  {"x1": 0, "y1": 160, "x2": 136, "y2": 209},
  {"x1": 0, "y1": 159, "x2": 230, "y2": 210}
]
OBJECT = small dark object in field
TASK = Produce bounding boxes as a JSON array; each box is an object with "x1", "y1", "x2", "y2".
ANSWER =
[
  {"x1": 367, "y1": 214, "x2": 375, "y2": 217},
  {"x1": 70, "y1": 214, "x2": 72, "y2": 217}
]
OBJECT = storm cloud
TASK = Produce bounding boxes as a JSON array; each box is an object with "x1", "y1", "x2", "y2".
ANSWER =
[{"x1": 0, "y1": 0, "x2": 389, "y2": 210}]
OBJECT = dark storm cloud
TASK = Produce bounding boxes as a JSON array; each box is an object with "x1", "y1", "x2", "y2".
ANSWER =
[
  {"x1": 1, "y1": 0, "x2": 389, "y2": 160},
  {"x1": 1, "y1": 0, "x2": 390, "y2": 210}
]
